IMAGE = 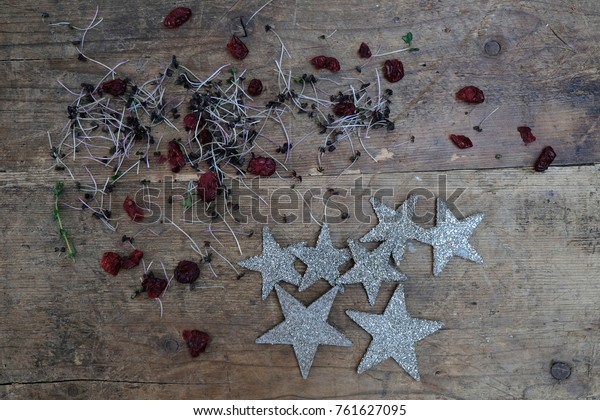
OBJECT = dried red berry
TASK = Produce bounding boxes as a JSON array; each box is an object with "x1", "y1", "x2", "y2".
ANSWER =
[
  {"x1": 449, "y1": 134, "x2": 473, "y2": 149},
  {"x1": 197, "y1": 171, "x2": 219, "y2": 202},
  {"x1": 182, "y1": 329, "x2": 210, "y2": 357},
  {"x1": 517, "y1": 126, "x2": 536, "y2": 144},
  {"x1": 534, "y1": 146, "x2": 556, "y2": 172},
  {"x1": 123, "y1": 196, "x2": 144, "y2": 222},
  {"x1": 101, "y1": 79, "x2": 127, "y2": 96},
  {"x1": 167, "y1": 140, "x2": 186, "y2": 173},
  {"x1": 247, "y1": 156, "x2": 277, "y2": 176},
  {"x1": 455, "y1": 86, "x2": 485, "y2": 104},
  {"x1": 358, "y1": 42, "x2": 372, "y2": 59},
  {"x1": 383, "y1": 59, "x2": 405, "y2": 83},
  {"x1": 163, "y1": 7, "x2": 192, "y2": 29},
  {"x1": 101, "y1": 251, "x2": 122, "y2": 276},
  {"x1": 326, "y1": 57, "x2": 341, "y2": 72},
  {"x1": 141, "y1": 273, "x2": 168, "y2": 299},
  {"x1": 227, "y1": 35, "x2": 249, "y2": 60},
  {"x1": 174, "y1": 260, "x2": 200, "y2": 284},
  {"x1": 310, "y1": 55, "x2": 329, "y2": 69},
  {"x1": 183, "y1": 113, "x2": 199, "y2": 131},
  {"x1": 333, "y1": 102, "x2": 357, "y2": 117},
  {"x1": 121, "y1": 249, "x2": 144, "y2": 269},
  {"x1": 247, "y1": 78, "x2": 263, "y2": 96}
]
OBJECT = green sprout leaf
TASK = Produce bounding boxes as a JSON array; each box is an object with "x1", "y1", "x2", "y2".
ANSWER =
[
  {"x1": 402, "y1": 32, "x2": 413, "y2": 46},
  {"x1": 53, "y1": 180, "x2": 76, "y2": 260}
]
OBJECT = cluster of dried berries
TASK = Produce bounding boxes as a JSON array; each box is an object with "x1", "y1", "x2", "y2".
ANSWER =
[
  {"x1": 101, "y1": 249, "x2": 144, "y2": 276},
  {"x1": 310, "y1": 55, "x2": 341, "y2": 72}
]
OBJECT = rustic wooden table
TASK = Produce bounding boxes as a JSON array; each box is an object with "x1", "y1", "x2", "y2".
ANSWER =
[{"x1": 1, "y1": 0, "x2": 599, "y2": 399}]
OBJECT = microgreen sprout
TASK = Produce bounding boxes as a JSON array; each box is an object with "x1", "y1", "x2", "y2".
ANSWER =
[{"x1": 53, "y1": 181, "x2": 76, "y2": 260}]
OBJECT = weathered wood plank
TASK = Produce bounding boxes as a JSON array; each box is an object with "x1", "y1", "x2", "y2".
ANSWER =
[
  {"x1": 1, "y1": 0, "x2": 599, "y2": 174},
  {"x1": 0, "y1": 165, "x2": 598, "y2": 399},
  {"x1": 1, "y1": 0, "x2": 600, "y2": 400}
]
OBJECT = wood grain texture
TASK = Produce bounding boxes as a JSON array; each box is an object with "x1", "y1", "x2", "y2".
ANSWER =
[{"x1": 0, "y1": 0, "x2": 599, "y2": 399}]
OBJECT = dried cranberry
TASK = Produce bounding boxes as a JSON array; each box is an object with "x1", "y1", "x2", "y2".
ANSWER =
[
  {"x1": 310, "y1": 55, "x2": 329, "y2": 69},
  {"x1": 197, "y1": 171, "x2": 219, "y2": 202},
  {"x1": 358, "y1": 42, "x2": 372, "y2": 59},
  {"x1": 455, "y1": 86, "x2": 485, "y2": 104},
  {"x1": 227, "y1": 35, "x2": 249, "y2": 60},
  {"x1": 123, "y1": 196, "x2": 144, "y2": 222},
  {"x1": 121, "y1": 249, "x2": 144, "y2": 269},
  {"x1": 174, "y1": 260, "x2": 200, "y2": 284},
  {"x1": 101, "y1": 79, "x2": 127, "y2": 96},
  {"x1": 247, "y1": 156, "x2": 277, "y2": 176},
  {"x1": 247, "y1": 78, "x2": 263, "y2": 96},
  {"x1": 183, "y1": 113, "x2": 199, "y2": 131},
  {"x1": 167, "y1": 140, "x2": 186, "y2": 173},
  {"x1": 182, "y1": 329, "x2": 210, "y2": 357},
  {"x1": 383, "y1": 59, "x2": 404, "y2": 83},
  {"x1": 326, "y1": 57, "x2": 341, "y2": 72},
  {"x1": 518, "y1": 126, "x2": 536, "y2": 143},
  {"x1": 449, "y1": 134, "x2": 473, "y2": 149},
  {"x1": 141, "y1": 273, "x2": 168, "y2": 299},
  {"x1": 333, "y1": 102, "x2": 357, "y2": 117},
  {"x1": 534, "y1": 146, "x2": 556, "y2": 172},
  {"x1": 163, "y1": 7, "x2": 192, "y2": 29},
  {"x1": 101, "y1": 251, "x2": 122, "y2": 276}
]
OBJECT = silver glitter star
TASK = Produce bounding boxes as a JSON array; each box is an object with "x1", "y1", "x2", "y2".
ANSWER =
[
  {"x1": 337, "y1": 240, "x2": 406, "y2": 305},
  {"x1": 420, "y1": 198, "x2": 484, "y2": 276},
  {"x1": 256, "y1": 285, "x2": 352, "y2": 379},
  {"x1": 290, "y1": 224, "x2": 351, "y2": 291},
  {"x1": 346, "y1": 284, "x2": 444, "y2": 380},
  {"x1": 360, "y1": 195, "x2": 429, "y2": 265},
  {"x1": 238, "y1": 227, "x2": 304, "y2": 300}
]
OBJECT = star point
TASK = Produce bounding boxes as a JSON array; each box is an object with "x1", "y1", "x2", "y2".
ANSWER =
[
  {"x1": 346, "y1": 284, "x2": 443, "y2": 380},
  {"x1": 256, "y1": 285, "x2": 352, "y2": 379}
]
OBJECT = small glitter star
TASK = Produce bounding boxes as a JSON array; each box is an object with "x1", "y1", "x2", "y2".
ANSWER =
[
  {"x1": 238, "y1": 227, "x2": 304, "y2": 300},
  {"x1": 337, "y1": 240, "x2": 406, "y2": 305},
  {"x1": 421, "y1": 198, "x2": 484, "y2": 276},
  {"x1": 346, "y1": 284, "x2": 444, "y2": 380},
  {"x1": 256, "y1": 285, "x2": 352, "y2": 379},
  {"x1": 360, "y1": 195, "x2": 429, "y2": 265},
  {"x1": 290, "y1": 224, "x2": 351, "y2": 291}
]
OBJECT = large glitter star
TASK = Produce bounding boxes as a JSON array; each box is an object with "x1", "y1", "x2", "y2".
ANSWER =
[
  {"x1": 346, "y1": 284, "x2": 443, "y2": 380},
  {"x1": 256, "y1": 285, "x2": 352, "y2": 379},
  {"x1": 238, "y1": 227, "x2": 304, "y2": 300},
  {"x1": 420, "y1": 198, "x2": 484, "y2": 276},
  {"x1": 337, "y1": 240, "x2": 406, "y2": 305},
  {"x1": 360, "y1": 195, "x2": 429, "y2": 265},
  {"x1": 290, "y1": 224, "x2": 351, "y2": 291}
]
